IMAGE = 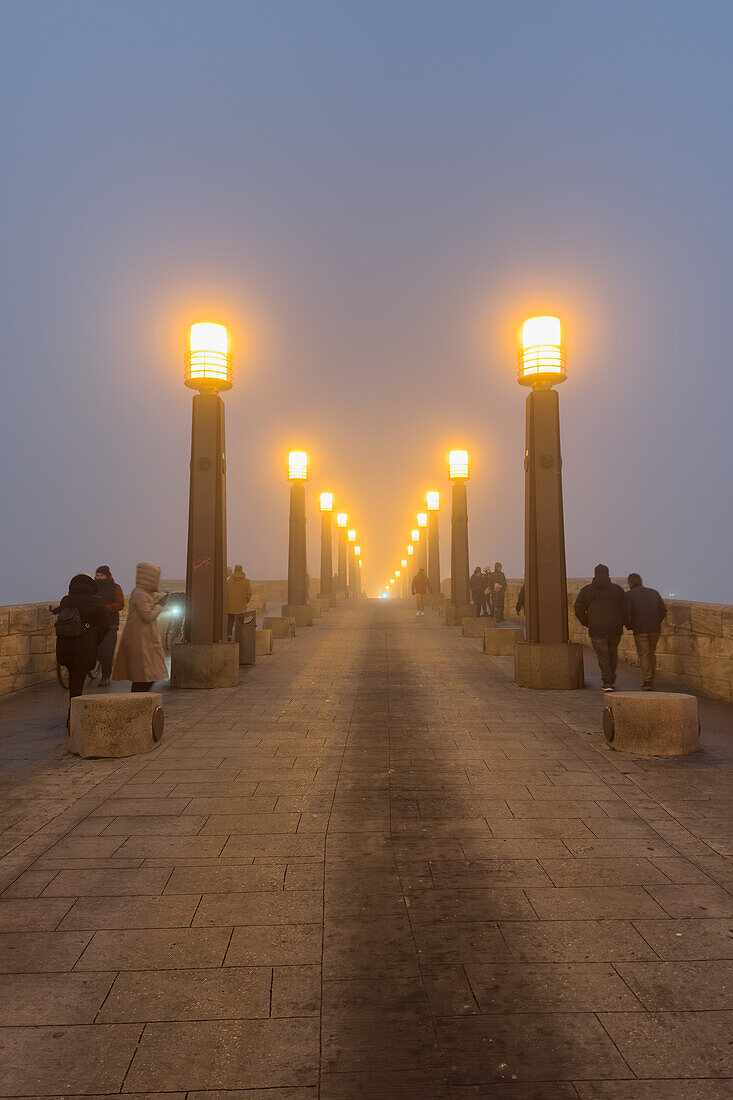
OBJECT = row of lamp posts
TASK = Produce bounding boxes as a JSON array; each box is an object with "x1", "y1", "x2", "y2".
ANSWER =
[
  {"x1": 384, "y1": 315, "x2": 582, "y2": 690},
  {"x1": 170, "y1": 322, "x2": 365, "y2": 690}
]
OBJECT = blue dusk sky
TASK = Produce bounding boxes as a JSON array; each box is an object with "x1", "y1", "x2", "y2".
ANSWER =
[{"x1": 1, "y1": 0, "x2": 731, "y2": 603}]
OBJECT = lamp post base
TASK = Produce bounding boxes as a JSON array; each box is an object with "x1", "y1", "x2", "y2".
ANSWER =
[
  {"x1": 170, "y1": 642, "x2": 239, "y2": 689},
  {"x1": 483, "y1": 627, "x2": 525, "y2": 655},
  {"x1": 282, "y1": 604, "x2": 314, "y2": 627},
  {"x1": 514, "y1": 642, "x2": 584, "y2": 690},
  {"x1": 445, "y1": 603, "x2": 475, "y2": 626}
]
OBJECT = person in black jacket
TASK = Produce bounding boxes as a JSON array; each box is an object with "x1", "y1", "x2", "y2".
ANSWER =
[
  {"x1": 490, "y1": 563, "x2": 507, "y2": 623},
  {"x1": 623, "y1": 573, "x2": 667, "y2": 690},
  {"x1": 470, "y1": 567, "x2": 489, "y2": 617},
  {"x1": 94, "y1": 566, "x2": 125, "y2": 686},
  {"x1": 56, "y1": 574, "x2": 109, "y2": 702},
  {"x1": 574, "y1": 564, "x2": 625, "y2": 691}
]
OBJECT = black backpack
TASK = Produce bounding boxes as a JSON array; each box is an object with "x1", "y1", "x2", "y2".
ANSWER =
[{"x1": 55, "y1": 607, "x2": 83, "y2": 638}]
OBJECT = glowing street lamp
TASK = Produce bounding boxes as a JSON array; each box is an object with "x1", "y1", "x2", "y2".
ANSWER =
[
  {"x1": 319, "y1": 492, "x2": 334, "y2": 602},
  {"x1": 426, "y1": 490, "x2": 441, "y2": 605},
  {"x1": 407, "y1": 545, "x2": 414, "y2": 556},
  {"x1": 515, "y1": 316, "x2": 582, "y2": 687},
  {"x1": 283, "y1": 450, "x2": 312, "y2": 625},
  {"x1": 173, "y1": 322, "x2": 238, "y2": 688},
  {"x1": 336, "y1": 512, "x2": 348, "y2": 596},
  {"x1": 401, "y1": 559, "x2": 407, "y2": 568},
  {"x1": 353, "y1": 544, "x2": 362, "y2": 597},
  {"x1": 447, "y1": 449, "x2": 472, "y2": 625}
]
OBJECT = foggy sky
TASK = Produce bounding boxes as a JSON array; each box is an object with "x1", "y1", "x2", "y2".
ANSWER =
[{"x1": 1, "y1": 0, "x2": 731, "y2": 605}]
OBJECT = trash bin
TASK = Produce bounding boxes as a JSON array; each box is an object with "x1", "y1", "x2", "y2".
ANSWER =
[{"x1": 235, "y1": 609, "x2": 257, "y2": 665}]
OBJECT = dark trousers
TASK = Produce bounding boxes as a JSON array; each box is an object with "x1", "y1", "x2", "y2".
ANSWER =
[
  {"x1": 493, "y1": 590, "x2": 505, "y2": 623},
  {"x1": 634, "y1": 632, "x2": 660, "y2": 686},
  {"x1": 474, "y1": 596, "x2": 489, "y2": 617},
  {"x1": 591, "y1": 634, "x2": 622, "y2": 687},
  {"x1": 131, "y1": 681, "x2": 153, "y2": 692},
  {"x1": 227, "y1": 613, "x2": 243, "y2": 640},
  {"x1": 97, "y1": 629, "x2": 117, "y2": 679},
  {"x1": 68, "y1": 668, "x2": 87, "y2": 700}
]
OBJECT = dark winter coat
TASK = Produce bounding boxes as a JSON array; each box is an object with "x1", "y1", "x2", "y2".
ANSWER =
[
  {"x1": 95, "y1": 576, "x2": 125, "y2": 629},
  {"x1": 574, "y1": 565, "x2": 625, "y2": 637},
  {"x1": 56, "y1": 575, "x2": 109, "y2": 671},
  {"x1": 623, "y1": 585, "x2": 667, "y2": 634},
  {"x1": 490, "y1": 570, "x2": 507, "y2": 593},
  {"x1": 470, "y1": 571, "x2": 487, "y2": 600}
]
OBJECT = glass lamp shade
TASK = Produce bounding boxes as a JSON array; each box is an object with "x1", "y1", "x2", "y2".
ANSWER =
[
  {"x1": 401, "y1": 559, "x2": 407, "y2": 568},
  {"x1": 354, "y1": 545, "x2": 361, "y2": 556},
  {"x1": 337, "y1": 513, "x2": 348, "y2": 528},
  {"x1": 417, "y1": 512, "x2": 427, "y2": 528},
  {"x1": 407, "y1": 546, "x2": 414, "y2": 555},
  {"x1": 426, "y1": 491, "x2": 440, "y2": 511},
  {"x1": 320, "y1": 492, "x2": 333, "y2": 512},
  {"x1": 395, "y1": 570, "x2": 401, "y2": 578},
  {"x1": 449, "y1": 450, "x2": 469, "y2": 480},
  {"x1": 347, "y1": 529, "x2": 356, "y2": 542},
  {"x1": 288, "y1": 451, "x2": 309, "y2": 480},
  {"x1": 411, "y1": 529, "x2": 420, "y2": 542},
  {"x1": 518, "y1": 315, "x2": 567, "y2": 386},
  {"x1": 185, "y1": 323, "x2": 232, "y2": 392}
]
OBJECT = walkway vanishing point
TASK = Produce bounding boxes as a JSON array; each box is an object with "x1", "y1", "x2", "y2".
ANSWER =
[{"x1": 1, "y1": 601, "x2": 733, "y2": 1098}]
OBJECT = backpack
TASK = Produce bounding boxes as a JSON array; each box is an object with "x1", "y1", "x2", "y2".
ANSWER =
[{"x1": 55, "y1": 607, "x2": 83, "y2": 638}]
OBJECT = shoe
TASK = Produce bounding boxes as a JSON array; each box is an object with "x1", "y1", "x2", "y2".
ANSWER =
[
  {"x1": 99, "y1": 678, "x2": 110, "y2": 687},
  {"x1": 602, "y1": 686, "x2": 614, "y2": 693},
  {"x1": 641, "y1": 683, "x2": 653, "y2": 691}
]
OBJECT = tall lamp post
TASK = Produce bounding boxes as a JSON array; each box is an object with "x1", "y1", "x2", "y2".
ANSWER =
[
  {"x1": 171, "y1": 323, "x2": 239, "y2": 688},
  {"x1": 283, "y1": 450, "x2": 313, "y2": 627},
  {"x1": 426, "y1": 490, "x2": 441, "y2": 607},
  {"x1": 319, "y1": 492, "x2": 335, "y2": 606},
  {"x1": 416, "y1": 513, "x2": 428, "y2": 575},
  {"x1": 446, "y1": 449, "x2": 473, "y2": 626},
  {"x1": 354, "y1": 545, "x2": 362, "y2": 598},
  {"x1": 347, "y1": 529, "x2": 357, "y2": 597},
  {"x1": 336, "y1": 513, "x2": 348, "y2": 597},
  {"x1": 515, "y1": 316, "x2": 583, "y2": 688},
  {"x1": 401, "y1": 558, "x2": 409, "y2": 600}
]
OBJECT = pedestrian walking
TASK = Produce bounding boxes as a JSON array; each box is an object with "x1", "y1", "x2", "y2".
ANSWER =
[
  {"x1": 94, "y1": 566, "x2": 124, "y2": 686},
  {"x1": 226, "y1": 564, "x2": 253, "y2": 639},
  {"x1": 623, "y1": 573, "x2": 667, "y2": 690},
  {"x1": 470, "y1": 567, "x2": 489, "y2": 617},
  {"x1": 54, "y1": 574, "x2": 109, "y2": 711},
  {"x1": 490, "y1": 562, "x2": 507, "y2": 623},
  {"x1": 411, "y1": 567, "x2": 432, "y2": 615},
  {"x1": 112, "y1": 562, "x2": 169, "y2": 691},
  {"x1": 574, "y1": 564, "x2": 625, "y2": 692}
]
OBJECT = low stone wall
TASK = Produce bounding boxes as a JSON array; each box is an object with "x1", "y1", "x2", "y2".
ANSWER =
[{"x1": 0, "y1": 603, "x2": 59, "y2": 696}]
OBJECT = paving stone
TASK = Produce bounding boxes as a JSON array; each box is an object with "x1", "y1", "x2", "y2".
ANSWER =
[
  {"x1": 525, "y1": 886, "x2": 669, "y2": 920},
  {"x1": 124, "y1": 1018, "x2": 320, "y2": 1091},
  {"x1": 193, "y1": 890, "x2": 323, "y2": 927},
  {"x1": 463, "y1": 961, "x2": 642, "y2": 1011},
  {"x1": 631, "y1": 918, "x2": 733, "y2": 959},
  {"x1": 226, "y1": 923, "x2": 322, "y2": 966},
  {"x1": 42, "y1": 866, "x2": 172, "y2": 896},
  {"x1": 75, "y1": 927, "x2": 231, "y2": 970},
  {"x1": 0, "y1": 971, "x2": 115, "y2": 1024},
  {"x1": 0, "y1": 930, "x2": 92, "y2": 972},
  {"x1": 614, "y1": 960, "x2": 733, "y2": 1009},
  {"x1": 58, "y1": 893, "x2": 200, "y2": 929},
  {"x1": 0, "y1": 1023, "x2": 142, "y2": 1095},
  {"x1": 499, "y1": 919, "x2": 657, "y2": 962},
  {"x1": 271, "y1": 964, "x2": 321, "y2": 1017},
  {"x1": 599, "y1": 1009, "x2": 733, "y2": 1077},
  {"x1": 98, "y1": 965, "x2": 272, "y2": 1021},
  {"x1": 645, "y1": 883, "x2": 733, "y2": 917},
  {"x1": 0, "y1": 896, "x2": 74, "y2": 932}
]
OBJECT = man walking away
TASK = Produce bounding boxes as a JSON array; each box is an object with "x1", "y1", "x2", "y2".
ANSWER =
[
  {"x1": 411, "y1": 567, "x2": 432, "y2": 615},
  {"x1": 55, "y1": 574, "x2": 109, "y2": 714},
  {"x1": 574, "y1": 564, "x2": 625, "y2": 692},
  {"x1": 490, "y1": 562, "x2": 507, "y2": 623},
  {"x1": 470, "y1": 567, "x2": 488, "y2": 617},
  {"x1": 624, "y1": 573, "x2": 667, "y2": 690},
  {"x1": 94, "y1": 566, "x2": 124, "y2": 686},
  {"x1": 226, "y1": 564, "x2": 253, "y2": 639}
]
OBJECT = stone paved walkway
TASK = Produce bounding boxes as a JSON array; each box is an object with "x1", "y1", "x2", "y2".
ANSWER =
[{"x1": 1, "y1": 601, "x2": 733, "y2": 1098}]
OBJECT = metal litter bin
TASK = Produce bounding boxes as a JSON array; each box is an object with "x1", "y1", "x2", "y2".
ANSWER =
[{"x1": 235, "y1": 609, "x2": 257, "y2": 665}]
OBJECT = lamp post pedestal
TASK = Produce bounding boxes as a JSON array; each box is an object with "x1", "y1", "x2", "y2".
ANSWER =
[
  {"x1": 516, "y1": 386, "x2": 583, "y2": 689},
  {"x1": 171, "y1": 391, "x2": 239, "y2": 689},
  {"x1": 319, "y1": 512, "x2": 333, "y2": 602}
]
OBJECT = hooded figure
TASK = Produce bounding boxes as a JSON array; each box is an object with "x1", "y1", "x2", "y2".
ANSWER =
[
  {"x1": 470, "y1": 567, "x2": 489, "y2": 617},
  {"x1": 112, "y1": 563, "x2": 168, "y2": 689},
  {"x1": 574, "y1": 564, "x2": 625, "y2": 690},
  {"x1": 226, "y1": 564, "x2": 253, "y2": 639},
  {"x1": 56, "y1": 574, "x2": 109, "y2": 699},
  {"x1": 94, "y1": 565, "x2": 125, "y2": 686}
]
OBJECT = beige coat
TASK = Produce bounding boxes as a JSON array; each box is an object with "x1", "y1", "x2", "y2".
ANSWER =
[
  {"x1": 112, "y1": 563, "x2": 168, "y2": 683},
  {"x1": 227, "y1": 570, "x2": 253, "y2": 614}
]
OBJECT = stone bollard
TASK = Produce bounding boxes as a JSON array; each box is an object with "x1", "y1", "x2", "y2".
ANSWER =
[
  {"x1": 69, "y1": 693, "x2": 164, "y2": 758},
  {"x1": 281, "y1": 604, "x2": 314, "y2": 627},
  {"x1": 314, "y1": 597, "x2": 331, "y2": 614},
  {"x1": 263, "y1": 616, "x2": 296, "y2": 638},
  {"x1": 255, "y1": 628, "x2": 273, "y2": 655},
  {"x1": 603, "y1": 692, "x2": 699, "y2": 756},
  {"x1": 483, "y1": 627, "x2": 525, "y2": 655},
  {"x1": 462, "y1": 617, "x2": 489, "y2": 638},
  {"x1": 170, "y1": 642, "x2": 239, "y2": 689},
  {"x1": 514, "y1": 642, "x2": 585, "y2": 689}
]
